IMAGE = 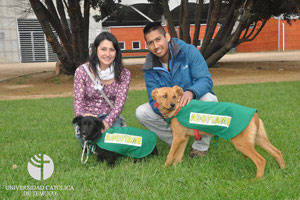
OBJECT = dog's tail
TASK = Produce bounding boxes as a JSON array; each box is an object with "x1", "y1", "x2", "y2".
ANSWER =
[{"x1": 256, "y1": 118, "x2": 285, "y2": 169}]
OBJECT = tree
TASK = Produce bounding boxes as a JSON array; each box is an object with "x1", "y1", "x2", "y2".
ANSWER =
[
  {"x1": 151, "y1": 0, "x2": 300, "y2": 67},
  {"x1": 28, "y1": 0, "x2": 121, "y2": 75},
  {"x1": 28, "y1": 0, "x2": 299, "y2": 72}
]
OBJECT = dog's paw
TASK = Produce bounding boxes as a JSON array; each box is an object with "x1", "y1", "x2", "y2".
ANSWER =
[
  {"x1": 107, "y1": 158, "x2": 117, "y2": 168},
  {"x1": 97, "y1": 155, "x2": 105, "y2": 163},
  {"x1": 107, "y1": 162, "x2": 116, "y2": 168},
  {"x1": 151, "y1": 146, "x2": 159, "y2": 156},
  {"x1": 134, "y1": 158, "x2": 143, "y2": 163},
  {"x1": 173, "y1": 159, "x2": 182, "y2": 166},
  {"x1": 164, "y1": 160, "x2": 173, "y2": 167}
]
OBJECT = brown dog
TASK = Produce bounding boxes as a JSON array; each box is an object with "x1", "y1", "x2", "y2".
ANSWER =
[{"x1": 151, "y1": 85, "x2": 285, "y2": 179}]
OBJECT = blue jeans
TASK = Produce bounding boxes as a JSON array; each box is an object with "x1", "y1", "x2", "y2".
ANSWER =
[{"x1": 74, "y1": 114, "x2": 123, "y2": 147}]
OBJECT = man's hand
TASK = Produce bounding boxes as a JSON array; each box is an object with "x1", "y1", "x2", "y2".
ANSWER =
[{"x1": 178, "y1": 91, "x2": 194, "y2": 107}]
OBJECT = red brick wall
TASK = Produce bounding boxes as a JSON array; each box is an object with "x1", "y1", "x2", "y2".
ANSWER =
[
  {"x1": 109, "y1": 25, "x2": 217, "y2": 57},
  {"x1": 110, "y1": 27, "x2": 146, "y2": 49},
  {"x1": 109, "y1": 27, "x2": 148, "y2": 57},
  {"x1": 109, "y1": 19, "x2": 299, "y2": 56},
  {"x1": 237, "y1": 18, "x2": 300, "y2": 52}
]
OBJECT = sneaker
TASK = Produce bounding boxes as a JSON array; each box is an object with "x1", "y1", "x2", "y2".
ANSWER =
[{"x1": 189, "y1": 149, "x2": 207, "y2": 158}]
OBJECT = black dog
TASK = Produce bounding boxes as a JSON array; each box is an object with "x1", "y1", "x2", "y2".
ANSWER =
[{"x1": 73, "y1": 116, "x2": 158, "y2": 167}]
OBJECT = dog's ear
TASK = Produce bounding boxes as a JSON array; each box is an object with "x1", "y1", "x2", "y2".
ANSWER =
[
  {"x1": 72, "y1": 115, "x2": 83, "y2": 124},
  {"x1": 173, "y1": 85, "x2": 184, "y2": 96},
  {"x1": 151, "y1": 88, "x2": 159, "y2": 100},
  {"x1": 95, "y1": 118, "x2": 105, "y2": 132}
]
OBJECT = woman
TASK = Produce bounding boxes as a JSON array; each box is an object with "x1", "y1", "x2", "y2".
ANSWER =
[{"x1": 73, "y1": 32, "x2": 131, "y2": 146}]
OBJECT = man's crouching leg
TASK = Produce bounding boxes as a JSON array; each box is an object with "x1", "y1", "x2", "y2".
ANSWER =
[
  {"x1": 190, "y1": 93, "x2": 218, "y2": 158},
  {"x1": 136, "y1": 103, "x2": 173, "y2": 146}
]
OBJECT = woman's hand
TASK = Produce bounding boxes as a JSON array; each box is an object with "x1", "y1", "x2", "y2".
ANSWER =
[
  {"x1": 102, "y1": 120, "x2": 111, "y2": 133},
  {"x1": 83, "y1": 113, "x2": 97, "y2": 117}
]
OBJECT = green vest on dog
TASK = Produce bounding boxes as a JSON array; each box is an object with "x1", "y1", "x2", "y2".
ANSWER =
[
  {"x1": 92, "y1": 127, "x2": 157, "y2": 158},
  {"x1": 167, "y1": 100, "x2": 257, "y2": 139}
]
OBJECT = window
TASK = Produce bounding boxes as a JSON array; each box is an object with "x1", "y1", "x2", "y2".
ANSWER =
[
  {"x1": 132, "y1": 41, "x2": 141, "y2": 50},
  {"x1": 197, "y1": 39, "x2": 202, "y2": 47},
  {"x1": 89, "y1": 43, "x2": 93, "y2": 55},
  {"x1": 145, "y1": 41, "x2": 148, "y2": 49},
  {"x1": 118, "y1": 42, "x2": 125, "y2": 50}
]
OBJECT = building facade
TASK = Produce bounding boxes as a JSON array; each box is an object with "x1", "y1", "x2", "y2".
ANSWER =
[
  {"x1": 0, "y1": 0, "x2": 299, "y2": 63},
  {"x1": 236, "y1": 18, "x2": 300, "y2": 52},
  {"x1": 108, "y1": 24, "x2": 218, "y2": 58},
  {"x1": 0, "y1": 0, "x2": 21, "y2": 63},
  {"x1": 0, "y1": 0, "x2": 102, "y2": 63}
]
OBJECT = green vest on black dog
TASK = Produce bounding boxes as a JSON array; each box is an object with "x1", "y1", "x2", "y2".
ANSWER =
[
  {"x1": 92, "y1": 126, "x2": 157, "y2": 158},
  {"x1": 167, "y1": 100, "x2": 257, "y2": 139}
]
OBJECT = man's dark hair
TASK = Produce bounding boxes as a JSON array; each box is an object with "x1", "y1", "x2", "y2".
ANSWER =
[{"x1": 143, "y1": 22, "x2": 166, "y2": 37}]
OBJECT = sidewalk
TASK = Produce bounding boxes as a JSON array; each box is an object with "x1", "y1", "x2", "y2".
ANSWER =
[
  {"x1": 1, "y1": 51, "x2": 299, "y2": 81},
  {"x1": 0, "y1": 58, "x2": 146, "y2": 81},
  {"x1": 219, "y1": 51, "x2": 300, "y2": 62},
  {"x1": 0, "y1": 62, "x2": 55, "y2": 82}
]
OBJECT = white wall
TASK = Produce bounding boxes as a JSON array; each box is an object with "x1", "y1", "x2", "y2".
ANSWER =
[{"x1": 0, "y1": 0, "x2": 21, "y2": 63}]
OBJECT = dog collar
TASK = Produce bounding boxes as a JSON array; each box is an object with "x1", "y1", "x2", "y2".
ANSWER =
[
  {"x1": 166, "y1": 107, "x2": 182, "y2": 124},
  {"x1": 170, "y1": 107, "x2": 181, "y2": 118}
]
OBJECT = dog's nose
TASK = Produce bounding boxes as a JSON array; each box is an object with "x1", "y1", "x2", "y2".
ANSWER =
[{"x1": 170, "y1": 103, "x2": 175, "y2": 108}]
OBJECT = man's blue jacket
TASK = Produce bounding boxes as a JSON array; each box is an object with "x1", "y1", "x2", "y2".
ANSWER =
[{"x1": 143, "y1": 38, "x2": 214, "y2": 115}]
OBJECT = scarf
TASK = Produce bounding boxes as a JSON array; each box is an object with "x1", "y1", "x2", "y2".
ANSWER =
[
  {"x1": 97, "y1": 63, "x2": 115, "y2": 80},
  {"x1": 93, "y1": 63, "x2": 115, "y2": 91}
]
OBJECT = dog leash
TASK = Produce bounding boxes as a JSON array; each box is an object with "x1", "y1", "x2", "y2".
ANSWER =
[
  {"x1": 81, "y1": 141, "x2": 96, "y2": 164},
  {"x1": 83, "y1": 65, "x2": 126, "y2": 126},
  {"x1": 81, "y1": 141, "x2": 90, "y2": 164}
]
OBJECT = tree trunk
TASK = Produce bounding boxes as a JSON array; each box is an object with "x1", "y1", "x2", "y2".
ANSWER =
[
  {"x1": 68, "y1": 0, "x2": 89, "y2": 68},
  {"x1": 193, "y1": 0, "x2": 204, "y2": 47},
  {"x1": 158, "y1": 0, "x2": 291, "y2": 68},
  {"x1": 161, "y1": 0, "x2": 177, "y2": 38},
  {"x1": 202, "y1": 0, "x2": 239, "y2": 59},
  {"x1": 201, "y1": 0, "x2": 222, "y2": 58},
  {"x1": 56, "y1": 0, "x2": 74, "y2": 62},
  {"x1": 205, "y1": 2, "x2": 265, "y2": 67},
  {"x1": 179, "y1": 0, "x2": 190, "y2": 43},
  {"x1": 29, "y1": 0, "x2": 90, "y2": 75},
  {"x1": 205, "y1": 22, "x2": 242, "y2": 67},
  {"x1": 29, "y1": 0, "x2": 75, "y2": 75}
]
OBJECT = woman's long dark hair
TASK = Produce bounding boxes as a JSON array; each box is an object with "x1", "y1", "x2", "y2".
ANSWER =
[{"x1": 89, "y1": 32, "x2": 124, "y2": 82}]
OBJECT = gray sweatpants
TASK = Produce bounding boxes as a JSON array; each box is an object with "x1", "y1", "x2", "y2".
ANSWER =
[{"x1": 136, "y1": 93, "x2": 218, "y2": 151}]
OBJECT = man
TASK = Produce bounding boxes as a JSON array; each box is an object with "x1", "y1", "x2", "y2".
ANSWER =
[{"x1": 136, "y1": 22, "x2": 218, "y2": 157}]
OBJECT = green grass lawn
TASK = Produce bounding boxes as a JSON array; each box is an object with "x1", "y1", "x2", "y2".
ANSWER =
[{"x1": 1, "y1": 81, "x2": 300, "y2": 199}]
